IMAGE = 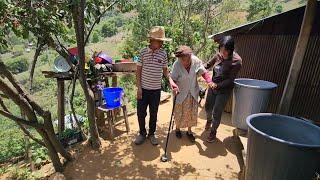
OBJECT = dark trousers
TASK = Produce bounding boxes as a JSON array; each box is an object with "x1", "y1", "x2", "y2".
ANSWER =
[
  {"x1": 137, "y1": 89, "x2": 161, "y2": 136},
  {"x1": 205, "y1": 88, "x2": 231, "y2": 134}
]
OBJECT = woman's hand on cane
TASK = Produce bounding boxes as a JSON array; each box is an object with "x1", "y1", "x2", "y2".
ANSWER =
[{"x1": 169, "y1": 79, "x2": 180, "y2": 95}]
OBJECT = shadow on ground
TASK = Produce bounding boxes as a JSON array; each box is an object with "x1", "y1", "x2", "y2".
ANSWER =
[
  {"x1": 64, "y1": 100, "x2": 245, "y2": 179},
  {"x1": 64, "y1": 125, "x2": 198, "y2": 179}
]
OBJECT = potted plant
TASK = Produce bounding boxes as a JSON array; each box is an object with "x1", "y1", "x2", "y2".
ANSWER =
[{"x1": 57, "y1": 128, "x2": 83, "y2": 148}]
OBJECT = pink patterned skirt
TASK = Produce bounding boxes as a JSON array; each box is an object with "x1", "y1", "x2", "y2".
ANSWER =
[{"x1": 174, "y1": 93, "x2": 198, "y2": 129}]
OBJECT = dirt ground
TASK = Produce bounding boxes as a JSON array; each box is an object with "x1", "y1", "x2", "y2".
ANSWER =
[{"x1": 64, "y1": 99, "x2": 247, "y2": 180}]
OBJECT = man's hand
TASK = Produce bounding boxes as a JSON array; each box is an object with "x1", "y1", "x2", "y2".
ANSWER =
[
  {"x1": 208, "y1": 82, "x2": 218, "y2": 89},
  {"x1": 137, "y1": 88, "x2": 142, "y2": 100}
]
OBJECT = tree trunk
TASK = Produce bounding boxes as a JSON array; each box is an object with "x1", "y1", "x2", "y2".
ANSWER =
[
  {"x1": 43, "y1": 113, "x2": 73, "y2": 161},
  {"x1": 29, "y1": 38, "x2": 45, "y2": 92},
  {"x1": 69, "y1": 68, "x2": 85, "y2": 134},
  {"x1": 0, "y1": 60, "x2": 72, "y2": 171},
  {"x1": 81, "y1": 82, "x2": 100, "y2": 148},
  {"x1": 72, "y1": 0, "x2": 101, "y2": 148},
  {"x1": 38, "y1": 129, "x2": 63, "y2": 172}
]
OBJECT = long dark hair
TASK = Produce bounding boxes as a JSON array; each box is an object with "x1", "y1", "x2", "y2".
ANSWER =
[{"x1": 218, "y1": 36, "x2": 235, "y2": 57}]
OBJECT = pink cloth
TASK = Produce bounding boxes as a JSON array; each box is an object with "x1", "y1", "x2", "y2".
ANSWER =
[{"x1": 202, "y1": 72, "x2": 212, "y2": 83}]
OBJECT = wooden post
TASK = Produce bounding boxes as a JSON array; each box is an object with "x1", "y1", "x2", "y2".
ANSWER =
[
  {"x1": 105, "y1": 77, "x2": 110, "y2": 87},
  {"x1": 111, "y1": 76, "x2": 121, "y2": 116},
  {"x1": 277, "y1": 0, "x2": 317, "y2": 115},
  {"x1": 57, "y1": 79, "x2": 65, "y2": 133},
  {"x1": 112, "y1": 76, "x2": 118, "y2": 87}
]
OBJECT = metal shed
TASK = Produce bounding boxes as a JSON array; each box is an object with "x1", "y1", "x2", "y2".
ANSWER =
[{"x1": 210, "y1": 2, "x2": 320, "y2": 124}]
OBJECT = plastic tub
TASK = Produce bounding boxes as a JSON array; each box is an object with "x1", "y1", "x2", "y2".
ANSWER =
[
  {"x1": 246, "y1": 113, "x2": 320, "y2": 180},
  {"x1": 232, "y1": 78, "x2": 277, "y2": 130}
]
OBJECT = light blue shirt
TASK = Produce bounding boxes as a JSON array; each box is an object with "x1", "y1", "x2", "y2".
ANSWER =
[{"x1": 171, "y1": 55, "x2": 206, "y2": 104}]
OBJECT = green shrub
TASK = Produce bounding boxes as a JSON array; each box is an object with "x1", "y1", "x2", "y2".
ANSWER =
[
  {"x1": 91, "y1": 32, "x2": 100, "y2": 43},
  {"x1": 114, "y1": 16, "x2": 125, "y2": 27},
  {"x1": 101, "y1": 21, "x2": 118, "y2": 38},
  {"x1": 275, "y1": 5, "x2": 283, "y2": 13},
  {"x1": 119, "y1": 74, "x2": 137, "y2": 109},
  {"x1": 59, "y1": 128, "x2": 78, "y2": 139},
  {"x1": 5, "y1": 57, "x2": 29, "y2": 74},
  {"x1": 10, "y1": 167, "x2": 31, "y2": 180},
  {"x1": 31, "y1": 145, "x2": 49, "y2": 168},
  {"x1": 29, "y1": 72, "x2": 56, "y2": 93},
  {"x1": 39, "y1": 53, "x2": 49, "y2": 65},
  {"x1": 10, "y1": 35, "x2": 23, "y2": 46},
  {"x1": 0, "y1": 166, "x2": 7, "y2": 175},
  {"x1": 3, "y1": 165, "x2": 41, "y2": 179},
  {"x1": 0, "y1": 120, "x2": 25, "y2": 163},
  {"x1": 0, "y1": 45, "x2": 9, "y2": 54}
]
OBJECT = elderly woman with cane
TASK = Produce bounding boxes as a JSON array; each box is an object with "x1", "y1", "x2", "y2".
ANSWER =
[{"x1": 171, "y1": 46, "x2": 213, "y2": 143}]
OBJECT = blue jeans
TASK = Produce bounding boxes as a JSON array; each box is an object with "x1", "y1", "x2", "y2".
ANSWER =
[
  {"x1": 205, "y1": 88, "x2": 231, "y2": 134},
  {"x1": 137, "y1": 89, "x2": 161, "y2": 136}
]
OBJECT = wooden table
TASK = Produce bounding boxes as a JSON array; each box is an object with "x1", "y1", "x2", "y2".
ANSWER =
[{"x1": 42, "y1": 71, "x2": 135, "y2": 133}]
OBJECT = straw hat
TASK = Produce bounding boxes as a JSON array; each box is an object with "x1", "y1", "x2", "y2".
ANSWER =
[{"x1": 148, "y1": 26, "x2": 172, "y2": 42}]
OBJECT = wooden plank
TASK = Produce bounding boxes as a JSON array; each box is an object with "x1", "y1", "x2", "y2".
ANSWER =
[
  {"x1": 57, "y1": 79, "x2": 65, "y2": 133},
  {"x1": 99, "y1": 71, "x2": 135, "y2": 77},
  {"x1": 42, "y1": 71, "x2": 135, "y2": 80},
  {"x1": 278, "y1": 0, "x2": 317, "y2": 114},
  {"x1": 42, "y1": 71, "x2": 73, "y2": 80}
]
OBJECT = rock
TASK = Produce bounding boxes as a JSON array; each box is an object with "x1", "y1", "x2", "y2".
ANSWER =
[
  {"x1": 34, "y1": 163, "x2": 56, "y2": 178},
  {"x1": 49, "y1": 172, "x2": 66, "y2": 180},
  {"x1": 160, "y1": 91, "x2": 171, "y2": 103}
]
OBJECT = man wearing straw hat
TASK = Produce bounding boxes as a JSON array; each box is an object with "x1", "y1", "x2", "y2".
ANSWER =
[{"x1": 135, "y1": 26, "x2": 178, "y2": 146}]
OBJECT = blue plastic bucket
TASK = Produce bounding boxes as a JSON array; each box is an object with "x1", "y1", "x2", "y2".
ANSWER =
[{"x1": 102, "y1": 87, "x2": 123, "y2": 108}]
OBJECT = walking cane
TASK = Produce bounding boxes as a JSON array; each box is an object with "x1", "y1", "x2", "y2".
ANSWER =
[
  {"x1": 198, "y1": 87, "x2": 207, "y2": 104},
  {"x1": 160, "y1": 95, "x2": 177, "y2": 162}
]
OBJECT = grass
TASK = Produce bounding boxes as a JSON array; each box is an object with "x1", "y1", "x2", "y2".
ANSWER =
[
  {"x1": 1, "y1": 165, "x2": 42, "y2": 180},
  {"x1": 0, "y1": 119, "x2": 25, "y2": 163}
]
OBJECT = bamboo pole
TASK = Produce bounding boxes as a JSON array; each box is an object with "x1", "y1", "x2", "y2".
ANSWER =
[{"x1": 57, "y1": 79, "x2": 65, "y2": 133}]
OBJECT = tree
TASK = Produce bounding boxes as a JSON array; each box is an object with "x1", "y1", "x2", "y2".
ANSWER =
[
  {"x1": 91, "y1": 32, "x2": 100, "y2": 43},
  {"x1": 101, "y1": 21, "x2": 118, "y2": 37},
  {"x1": 247, "y1": 0, "x2": 283, "y2": 21},
  {"x1": 122, "y1": 0, "x2": 243, "y2": 62},
  {"x1": 121, "y1": 0, "x2": 243, "y2": 92},
  {"x1": 247, "y1": 0, "x2": 274, "y2": 21},
  {"x1": 0, "y1": 0, "x2": 127, "y2": 171},
  {"x1": 0, "y1": 61, "x2": 72, "y2": 172},
  {"x1": 5, "y1": 57, "x2": 29, "y2": 74}
]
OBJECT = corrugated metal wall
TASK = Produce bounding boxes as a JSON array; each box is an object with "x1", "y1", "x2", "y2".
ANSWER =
[
  {"x1": 224, "y1": 35, "x2": 320, "y2": 123},
  {"x1": 221, "y1": 3, "x2": 320, "y2": 123},
  {"x1": 289, "y1": 36, "x2": 320, "y2": 121}
]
